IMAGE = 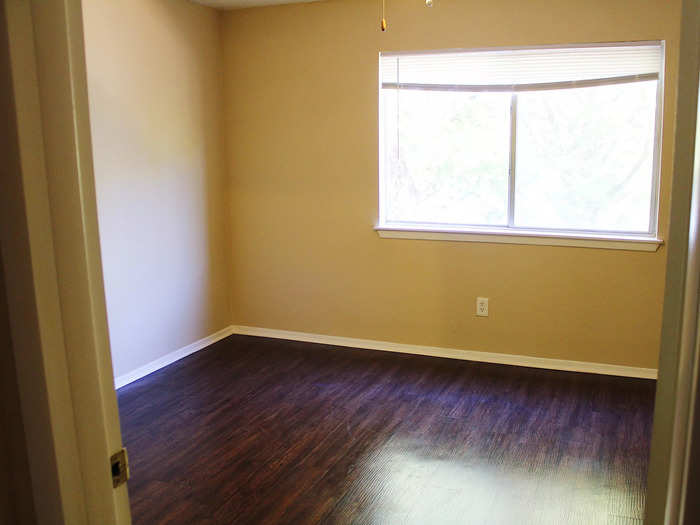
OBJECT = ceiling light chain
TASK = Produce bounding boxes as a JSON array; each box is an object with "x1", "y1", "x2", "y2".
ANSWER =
[
  {"x1": 381, "y1": 0, "x2": 434, "y2": 32},
  {"x1": 381, "y1": 0, "x2": 387, "y2": 31}
]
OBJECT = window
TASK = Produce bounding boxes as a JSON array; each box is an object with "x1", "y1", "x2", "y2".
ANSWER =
[{"x1": 377, "y1": 43, "x2": 664, "y2": 250}]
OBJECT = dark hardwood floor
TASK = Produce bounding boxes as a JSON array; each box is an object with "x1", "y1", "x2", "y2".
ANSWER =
[{"x1": 118, "y1": 335, "x2": 655, "y2": 525}]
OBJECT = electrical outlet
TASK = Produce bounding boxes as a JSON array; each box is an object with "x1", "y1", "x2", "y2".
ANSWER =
[{"x1": 476, "y1": 297, "x2": 489, "y2": 317}]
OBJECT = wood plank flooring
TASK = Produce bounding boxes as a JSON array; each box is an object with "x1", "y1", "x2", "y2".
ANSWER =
[{"x1": 117, "y1": 335, "x2": 655, "y2": 525}]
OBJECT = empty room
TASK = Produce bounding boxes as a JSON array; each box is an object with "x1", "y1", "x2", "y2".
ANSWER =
[
  {"x1": 81, "y1": 0, "x2": 676, "y2": 523},
  {"x1": 4, "y1": 0, "x2": 700, "y2": 524}
]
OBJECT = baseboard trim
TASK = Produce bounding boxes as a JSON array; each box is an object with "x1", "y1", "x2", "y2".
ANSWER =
[
  {"x1": 113, "y1": 324, "x2": 658, "y2": 388},
  {"x1": 114, "y1": 325, "x2": 236, "y2": 389},
  {"x1": 231, "y1": 325, "x2": 658, "y2": 380}
]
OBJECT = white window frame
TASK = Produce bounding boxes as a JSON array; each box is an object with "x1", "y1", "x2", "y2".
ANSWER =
[{"x1": 376, "y1": 42, "x2": 665, "y2": 252}]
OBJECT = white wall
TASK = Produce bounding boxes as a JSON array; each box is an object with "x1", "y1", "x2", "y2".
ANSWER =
[{"x1": 82, "y1": 0, "x2": 231, "y2": 379}]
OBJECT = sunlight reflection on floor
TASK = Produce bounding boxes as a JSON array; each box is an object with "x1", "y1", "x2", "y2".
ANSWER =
[{"x1": 338, "y1": 435, "x2": 641, "y2": 525}]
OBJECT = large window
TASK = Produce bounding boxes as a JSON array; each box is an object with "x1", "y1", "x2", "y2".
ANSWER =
[{"x1": 378, "y1": 43, "x2": 664, "y2": 247}]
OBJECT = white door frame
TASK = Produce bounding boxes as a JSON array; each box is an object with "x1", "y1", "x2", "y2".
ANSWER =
[
  {"x1": 645, "y1": 0, "x2": 700, "y2": 523},
  {"x1": 1, "y1": 0, "x2": 130, "y2": 523}
]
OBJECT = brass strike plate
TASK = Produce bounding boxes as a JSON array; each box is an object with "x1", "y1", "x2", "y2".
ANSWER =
[{"x1": 110, "y1": 447, "x2": 130, "y2": 488}]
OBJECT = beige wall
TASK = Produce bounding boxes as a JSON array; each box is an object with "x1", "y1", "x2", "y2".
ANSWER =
[
  {"x1": 82, "y1": 0, "x2": 681, "y2": 375},
  {"x1": 83, "y1": 0, "x2": 230, "y2": 378},
  {"x1": 222, "y1": 0, "x2": 681, "y2": 369}
]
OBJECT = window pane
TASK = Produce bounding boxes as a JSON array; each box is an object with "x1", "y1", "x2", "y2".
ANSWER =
[
  {"x1": 514, "y1": 81, "x2": 658, "y2": 232},
  {"x1": 383, "y1": 90, "x2": 511, "y2": 226}
]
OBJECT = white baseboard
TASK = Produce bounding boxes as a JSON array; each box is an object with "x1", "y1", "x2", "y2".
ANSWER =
[
  {"x1": 114, "y1": 325, "x2": 236, "y2": 389},
  {"x1": 231, "y1": 325, "x2": 658, "y2": 380},
  {"x1": 114, "y1": 324, "x2": 657, "y2": 389}
]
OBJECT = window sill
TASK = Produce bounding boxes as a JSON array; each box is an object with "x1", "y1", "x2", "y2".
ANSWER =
[{"x1": 375, "y1": 225, "x2": 663, "y2": 252}]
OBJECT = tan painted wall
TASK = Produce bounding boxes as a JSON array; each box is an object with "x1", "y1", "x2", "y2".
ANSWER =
[
  {"x1": 83, "y1": 0, "x2": 230, "y2": 378},
  {"x1": 222, "y1": 0, "x2": 681, "y2": 369}
]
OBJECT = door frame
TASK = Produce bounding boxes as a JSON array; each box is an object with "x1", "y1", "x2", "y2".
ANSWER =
[
  {"x1": 1, "y1": 1, "x2": 130, "y2": 523},
  {"x1": 645, "y1": 0, "x2": 700, "y2": 523}
]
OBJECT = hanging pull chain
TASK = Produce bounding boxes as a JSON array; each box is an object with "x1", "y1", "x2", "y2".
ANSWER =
[
  {"x1": 381, "y1": 0, "x2": 387, "y2": 31},
  {"x1": 381, "y1": 1, "x2": 436, "y2": 31}
]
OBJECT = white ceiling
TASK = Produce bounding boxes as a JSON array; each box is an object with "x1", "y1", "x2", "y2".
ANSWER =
[{"x1": 192, "y1": 0, "x2": 323, "y2": 9}]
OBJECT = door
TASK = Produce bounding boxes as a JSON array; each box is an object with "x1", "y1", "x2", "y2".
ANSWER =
[
  {"x1": 1, "y1": 0, "x2": 130, "y2": 523},
  {"x1": 680, "y1": 78, "x2": 700, "y2": 525}
]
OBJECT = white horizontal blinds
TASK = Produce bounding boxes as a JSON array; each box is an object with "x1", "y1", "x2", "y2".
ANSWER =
[{"x1": 380, "y1": 43, "x2": 662, "y2": 91}]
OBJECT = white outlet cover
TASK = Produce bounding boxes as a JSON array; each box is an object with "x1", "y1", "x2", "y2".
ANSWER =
[{"x1": 476, "y1": 297, "x2": 489, "y2": 317}]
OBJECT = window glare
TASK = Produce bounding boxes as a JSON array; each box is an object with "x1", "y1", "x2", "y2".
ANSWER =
[
  {"x1": 514, "y1": 81, "x2": 658, "y2": 232},
  {"x1": 379, "y1": 45, "x2": 663, "y2": 237},
  {"x1": 383, "y1": 90, "x2": 511, "y2": 226}
]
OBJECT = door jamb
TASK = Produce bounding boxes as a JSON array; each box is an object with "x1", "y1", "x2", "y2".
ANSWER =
[{"x1": 1, "y1": 1, "x2": 130, "y2": 523}]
